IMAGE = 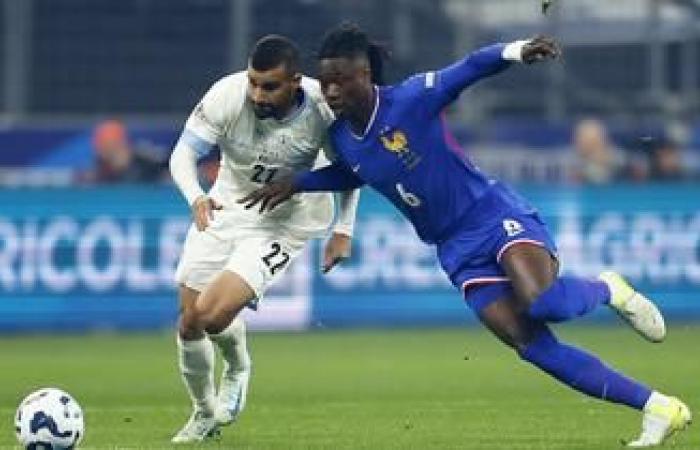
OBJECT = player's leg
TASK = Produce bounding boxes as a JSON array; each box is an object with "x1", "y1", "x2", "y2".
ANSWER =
[
  {"x1": 174, "y1": 270, "x2": 255, "y2": 443},
  {"x1": 481, "y1": 295, "x2": 654, "y2": 409},
  {"x1": 171, "y1": 220, "x2": 245, "y2": 443},
  {"x1": 501, "y1": 238, "x2": 665, "y2": 341},
  {"x1": 194, "y1": 270, "x2": 255, "y2": 425},
  {"x1": 470, "y1": 283, "x2": 690, "y2": 446},
  {"x1": 209, "y1": 232, "x2": 307, "y2": 425},
  {"x1": 172, "y1": 284, "x2": 220, "y2": 443},
  {"x1": 500, "y1": 241, "x2": 609, "y2": 321},
  {"x1": 208, "y1": 315, "x2": 250, "y2": 425}
]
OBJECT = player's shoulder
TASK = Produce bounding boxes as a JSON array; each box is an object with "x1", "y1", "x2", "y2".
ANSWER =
[
  {"x1": 300, "y1": 76, "x2": 322, "y2": 99},
  {"x1": 205, "y1": 71, "x2": 247, "y2": 98},
  {"x1": 300, "y1": 76, "x2": 335, "y2": 125},
  {"x1": 190, "y1": 71, "x2": 247, "y2": 130},
  {"x1": 393, "y1": 72, "x2": 437, "y2": 100}
]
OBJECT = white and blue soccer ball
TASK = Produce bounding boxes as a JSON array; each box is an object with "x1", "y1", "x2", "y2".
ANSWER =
[{"x1": 15, "y1": 388, "x2": 84, "y2": 450}]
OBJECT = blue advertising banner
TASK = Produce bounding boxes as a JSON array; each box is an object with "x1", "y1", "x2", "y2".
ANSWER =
[
  {"x1": 316, "y1": 184, "x2": 700, "y2": 327},
  {"x1": 0, "y1": 184, "x2": 698, "y2": 332}
]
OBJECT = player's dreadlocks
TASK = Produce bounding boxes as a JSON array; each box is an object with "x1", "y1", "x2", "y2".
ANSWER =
[{"x1": 319, "y1": 23, "x2": 390, "y2": 85}]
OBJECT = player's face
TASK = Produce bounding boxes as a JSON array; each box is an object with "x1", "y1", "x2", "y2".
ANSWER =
[
  {"x1": 318, "y1": 57, "x2": 372, "y2": 118},
  {"x1": 247, "y1": 64, "x2": 301, "y2": 120}
]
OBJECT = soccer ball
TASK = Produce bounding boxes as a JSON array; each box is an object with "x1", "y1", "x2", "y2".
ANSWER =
[{"x1": 15, "y1": 388, "x2": 84, "y2": 450}]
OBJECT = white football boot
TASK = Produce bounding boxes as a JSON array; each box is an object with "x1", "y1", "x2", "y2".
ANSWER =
[
  {"x1": 598, "y1": 271, "x2": 666, "y2": 342},
  {"x1": 627, "y1": 392, "x2": 692, "y2": 447},
  {"x1": 171, "y1": 409, "x2": 220, "y2": 444},
  {"x1": 215, "y1": 354, "x2": 251, "y2": 425}
]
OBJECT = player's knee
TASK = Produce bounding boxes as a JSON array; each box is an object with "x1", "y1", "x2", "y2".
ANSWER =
[
  {"x1": 513, "y1": 282, "x2": 549, "y2": 306},
  {"x1": 488, "y1": 321, "x2": 536, "y2": 353},
  {"x1": 178, "y1": 310, "x2": 205, "y2": 340},
  {"x1": 516, "y1": 326, "x2": 558, "y2": 361},
  {"x1": 201, "y1": 301, "x2": 236, "y2": 335},
  {"x1": 194, "y1": 300, "x2": 235, "y2": 335},
  {"x1": 203, "y1": 315, "x2": 232, "y2": 335},
  {"x1": 505, "y1": 331, "x2": 537, "y2": 354}
]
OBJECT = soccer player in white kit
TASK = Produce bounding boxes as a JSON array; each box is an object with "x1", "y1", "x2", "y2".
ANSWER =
[{"x1": 168, "y1": 35, "x2": 360, "y2": 443}]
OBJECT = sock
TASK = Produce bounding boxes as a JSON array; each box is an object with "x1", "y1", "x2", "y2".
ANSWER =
[
  {"x1": 643, "y1": 391, "x2": 671, "y2": 412},
  {"x1": 519, "y1": 326, "x2": 652, "y2": 410},
  {"x1": 177, "y1": 335, "x2": 216, "y2": 414},
  {"x1": 208, "y1": 316, "x2": 251, "y2": 374},
  {"x1": 528, "y1": 276, "x2": 610, "y2": 322}
]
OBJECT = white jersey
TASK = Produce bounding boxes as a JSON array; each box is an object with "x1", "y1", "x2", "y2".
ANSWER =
[{"x1": 183, "y1": 71, "x2": 339, "y2": 238}]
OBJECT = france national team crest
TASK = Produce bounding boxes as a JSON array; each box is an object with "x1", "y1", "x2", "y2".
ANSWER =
[
  {"x1": 379, "y1": 127, "x2": 422, "y2": 170},
  {"x1": 503, "y1": 219, "x2": 524, "y2": 237},
  {"x1": 380, "y1": 129, "x2": 409, "y2": 153}
]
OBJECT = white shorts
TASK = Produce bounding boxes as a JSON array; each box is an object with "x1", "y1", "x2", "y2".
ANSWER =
[{"x1": 174, "y1": 212, "x2": 307, "y2": 301}]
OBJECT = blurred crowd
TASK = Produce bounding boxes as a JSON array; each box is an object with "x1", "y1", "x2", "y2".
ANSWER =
[
  {"x1": 75, "y1": 119, "x2": 219, "y2": 188},
  {"x1": 0, "y1": 117, "x2": 697, "y2": 188},
  {"x1": 571, "y1": 118, "x2": 695, "y2": 185}
]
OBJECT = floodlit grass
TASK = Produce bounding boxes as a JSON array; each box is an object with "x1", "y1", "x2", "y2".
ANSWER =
[{"x1": 1, "y1": 324, "x2": 698, "y2": 449}]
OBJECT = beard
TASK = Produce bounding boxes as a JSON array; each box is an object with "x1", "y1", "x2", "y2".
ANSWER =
[{"x1": 252, "y1": 102, "x2": 277, "y2": 119}]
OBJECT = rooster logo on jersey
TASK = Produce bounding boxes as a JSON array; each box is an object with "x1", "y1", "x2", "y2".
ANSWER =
[
  {"x1": 379, "y1": 128, "x2": 422, "y2": 170},
  {"x1": 380, "y1": 130, "x2": 409, "y2": 153}
]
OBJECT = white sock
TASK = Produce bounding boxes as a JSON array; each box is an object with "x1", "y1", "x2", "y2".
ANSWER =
[
  {"x1": 644, "y1": 391, "x2": 671, "y2": 412},
  {"x1": 208, "y1": 316, "x2": 251, "y2": 373},
  {"x1": 177, "y1": 335, "x2": 216, "y2": 415}
]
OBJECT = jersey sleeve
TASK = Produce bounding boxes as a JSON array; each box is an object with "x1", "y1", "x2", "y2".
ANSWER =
[
  {"x1": 184, "y1": 73, "x2": 246, "y2": 144},
  {"x1": 410, "y1": 43, "x2": 511, "y2": 116},
  {"x1": 333, "y1": 189, "x2": 360, "y2": 236},
  {"x1": 295, "y1": 162, "x2": 365, "y2": 192}
]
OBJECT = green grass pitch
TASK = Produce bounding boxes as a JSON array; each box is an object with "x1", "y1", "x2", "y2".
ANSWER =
[{"x1": 1, "y1": 324, "x2": 698, "y2": 449}]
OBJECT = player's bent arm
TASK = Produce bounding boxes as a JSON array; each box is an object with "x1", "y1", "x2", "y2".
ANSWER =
[
  {"x1": 333, "y1": 188, "x2": 360, "y2": 237},
  {"x1": 238, "y1": 164, "x2": 364, "y2": 213},
  {"x1": 294, "y1": 163, "x2": 365, "y2": 193},
  {"x1": 425, "y1": 43, "x2": 510, "y2": 113},
  {"x1": 169, "y1": 130, "x2": 215, "y2": 205},
  {"x1": 425, "y1": 40, "x2": 539, "y2": 114}
]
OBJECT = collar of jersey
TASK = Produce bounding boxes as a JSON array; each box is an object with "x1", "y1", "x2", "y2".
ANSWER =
[{"x1": 349, "y1": 85, "x2": 380, "y2": 141}]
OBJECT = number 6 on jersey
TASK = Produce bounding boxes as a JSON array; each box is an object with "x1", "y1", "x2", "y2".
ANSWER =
[{"x1": 396, "y1": 182, "x2": 421, "y2": 207}]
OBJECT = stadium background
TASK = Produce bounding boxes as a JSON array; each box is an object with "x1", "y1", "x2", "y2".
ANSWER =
[{"x1": 1, "y1": 1, "x2": 699, "y2": 449}]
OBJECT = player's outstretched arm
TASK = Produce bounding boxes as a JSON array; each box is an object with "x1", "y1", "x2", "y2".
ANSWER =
[
  {"x1": 426, "y1": 36, "x2": 560, "y2": 113},
  {"x1": 238, "y1": 163, "x2": 364, "y2": 213}
]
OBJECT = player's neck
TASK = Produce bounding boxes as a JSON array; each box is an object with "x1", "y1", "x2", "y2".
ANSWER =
[
  {"x1": 275, "y1": 89, "x2": 304, "y2": 121},
  {"x1": 348, "y1": 86, "x2": 378, "y2": 138}
]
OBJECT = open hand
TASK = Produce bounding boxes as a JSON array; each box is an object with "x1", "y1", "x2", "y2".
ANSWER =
[
  {"x1": 238, "y1": 177, "x2": 298, "y2": 213},
  {"x1": 192, "y1": 196, "x2": 223, "y2": 231},
  {"x1": 322, "y1": 232, "x2": 352, "y2": 273}
]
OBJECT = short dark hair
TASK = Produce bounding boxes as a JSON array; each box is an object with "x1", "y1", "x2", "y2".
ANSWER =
[
  {"x1": 250, "y1": 35, "x2": 300, "y2": 74},
  {"x1": 318, "y1": 22, "x2": 389, "y2": 85}
]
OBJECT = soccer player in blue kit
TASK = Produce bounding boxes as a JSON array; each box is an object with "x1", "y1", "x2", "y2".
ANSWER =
[{"x1": 240, "y1": 24, "x2": 692, "y2": 446}]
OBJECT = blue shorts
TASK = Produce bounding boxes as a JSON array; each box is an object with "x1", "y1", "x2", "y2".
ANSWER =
[{"x1": 436, "y1": 211, "x2": 558, "y2": 314}]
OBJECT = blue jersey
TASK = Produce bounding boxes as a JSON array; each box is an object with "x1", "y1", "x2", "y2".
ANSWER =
[{"x1": 297, "y1": 44, "x2": 535, "y2": 244}]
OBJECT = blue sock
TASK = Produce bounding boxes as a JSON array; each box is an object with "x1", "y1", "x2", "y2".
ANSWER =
[
  {"x1": 519, "y1": 326, "x2": 651, "y2": 410},
  {"x1": 528, "y1": 276, "x2": 610, "y2": 322}
]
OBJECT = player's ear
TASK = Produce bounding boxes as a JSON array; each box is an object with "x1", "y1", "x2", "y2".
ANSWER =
[
  {"x1": 358, "y1": 58, "x2": 372, "y2": 84},
  {"x1": 361, "y1": 66, "x2": 372, "y2": 84}
]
